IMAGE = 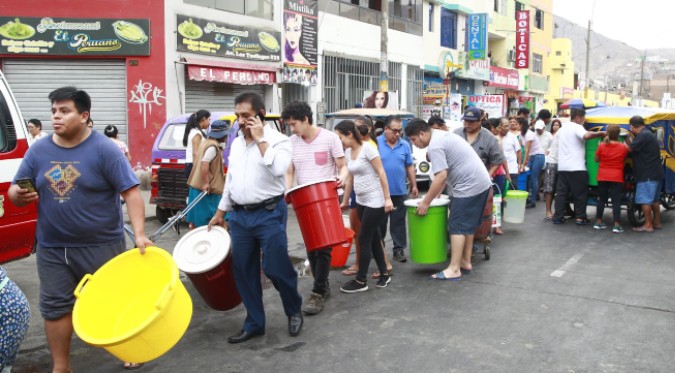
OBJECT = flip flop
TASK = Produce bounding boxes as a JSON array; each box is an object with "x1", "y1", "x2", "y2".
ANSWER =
[
  {"x1": 341, "y1": 267, "x2": 358, "y2": 276},
  {"x1": 632, "y1": 227, "x2": 654, "y2": 233},
  {"x1": 123, "y1": 363, "x2": 145, "y2": 370},
  {"x1": 543, "y1": 216, "x2": 553, "y2": 221},
  {"x1": 371, "y1": 270, "x2": 394, "y2": 279},
  {"x1": 653, "y1": 225, "x2": 663, "y2": 230},
  {"x1": 429, "y1": 271, "x2": 461, "y2": 281}
]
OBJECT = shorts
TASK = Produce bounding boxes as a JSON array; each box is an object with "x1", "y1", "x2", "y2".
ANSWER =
[
  {"x1": 635, "y1": 180, "x2": 661, "y2": 204},
  {"x1": 448, "y1": 188, "x2": 490, "y2": 235},
  {"x1": 37, "y1": 240, "x2": 126, "y2": 320},
  {"x1": 543, "y1": 163, "x2": 558, "y2": 193}
]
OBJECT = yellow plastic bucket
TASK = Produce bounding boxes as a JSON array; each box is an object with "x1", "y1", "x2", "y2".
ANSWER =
[{"x1": 72, "y1": 246, "x2": 192, "y2": 363}]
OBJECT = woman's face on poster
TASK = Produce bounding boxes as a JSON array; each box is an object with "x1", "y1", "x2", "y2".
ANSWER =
[
  {"x1": 285, "y1": 14, "x2": 302, "y2": 49},
  {"x1": 375, "y1": 91, "x2": 387, "y2": 108}
]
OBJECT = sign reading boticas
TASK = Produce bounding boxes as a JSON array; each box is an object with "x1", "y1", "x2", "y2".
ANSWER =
[
  {"x1": 515, "y1": 11, "x2": 530, "y2": 69},
  {"x1": 176, "y1": 15, "x2": 281, "y2": 63},
  {"x1": 0, "y1": 17, "x2": 150, "y2": 55}
]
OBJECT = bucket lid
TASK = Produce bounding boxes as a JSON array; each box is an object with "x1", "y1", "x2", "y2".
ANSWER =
[
  {"x1": 404, "y1": 197, "x2": 450, "y2": 207},
  {"x1": 287, "y1": 178, "x2": 337, "y2": 195},
  {"x1": 172, "y1": 226, "x2": 230, "y2": 274}
]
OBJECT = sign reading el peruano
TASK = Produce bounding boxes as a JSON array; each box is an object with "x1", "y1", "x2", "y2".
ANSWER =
[
  {"x1": 176, "y1": 15, "x2": 281, "y2": 63},
  {"x1": 515, "y1": 10, "x2": 530, "y2": 69},
  {"x1": 187, "y1": 65, "x2": 276, "y2": 85},
  {"x1": 0, "y1": 17, "x2": 150, "y2": 55}
]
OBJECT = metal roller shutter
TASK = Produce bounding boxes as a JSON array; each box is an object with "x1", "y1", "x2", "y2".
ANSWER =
[
  {"x1": 2, "y1": 59, "x2": 128, "y2": 142},
  {"x1": 184, "y1": 80, "x2": 265, "y2": 114}
]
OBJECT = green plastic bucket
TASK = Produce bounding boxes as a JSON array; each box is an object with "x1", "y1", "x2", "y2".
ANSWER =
[
  {"x1": 404, "y1": 197, "x2": 450, "y2": 264},
  {"x1": 503, "y1": 190, "x2": 528, "y2": 224}
]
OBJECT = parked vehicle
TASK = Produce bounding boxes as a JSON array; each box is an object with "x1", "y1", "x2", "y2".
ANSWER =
[
  {"x1": 150, "y1": 112, "x2": 283, "y2": 223},
  {"x1": 0, "y1": 70, "x2": 35, "y2": 264},
  {"x1": 324, "y1": 108, "x2": 434, "y2": 186}
]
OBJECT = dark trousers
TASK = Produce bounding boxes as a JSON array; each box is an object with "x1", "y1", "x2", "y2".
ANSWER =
[
  {"x1": 229, "y1": 200, "x2": 302, "y2": 333},
  {"x1": 377, "y1": 195, "x2": 407, "y2": 252},
  {"x1": 307, "y1": 247, "x2": 331, "y2": 295},
  {"x1": 596, "y1": 181, "x2": 623, "y2": 223},
  {"x1": 554, "y1": 171, "x2": 589, "y2": 220},
  {"x1": 509, "y1": 174, "x2": 519, "y2": 190},
  {"x1": 356, "y1": 204, "x2": 388, "y2": 283}
]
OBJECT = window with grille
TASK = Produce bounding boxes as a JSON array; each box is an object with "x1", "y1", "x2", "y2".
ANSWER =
[
  {"x1": 533, "y1": 53, "x2": 543, "y2": 73},
  {"x1": 440, "y1": 9, "x2": 457, "y2": 49},
  {"x1": 184, "y1": 0, "x2": 273, "y2": 20},
  {"x1": 535, "y1": 9, "x2": 544, "y2": 29}
]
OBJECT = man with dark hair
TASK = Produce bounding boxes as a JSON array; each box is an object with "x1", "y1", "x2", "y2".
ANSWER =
[
  {"x1": 628, "y1": 115, "x2": 664, "y2": 232},
  {"x1": 9, "y1": 86, "x2": 152, "y2": 372},
  {"x1": 284, "y1": 101, "x2": 347, "y2": 315},
  {"x1": 552, "y1": 108, "x2": 605, "y2": 225},
  {"x1": 517, "y1": 107, "x2": 531, "y2": 120},
  {"x1": 427, "y1": 116, "x2": 447, "y2": 131},
  {"x1": 377, "y1": 116, "x2": 418, "y2": 263},
  {"x1": 405, "y1": 118, "x2": 492, "y2": 281},
  {"x1": 27, "y1": 118, "x2": 47, "y2": 141},
  {"x1": 209, "y1": 92, "x2": 303, "y2": 343},
  {"x1": 537, "y1": 109, "x2": 553, "y2": 131}
]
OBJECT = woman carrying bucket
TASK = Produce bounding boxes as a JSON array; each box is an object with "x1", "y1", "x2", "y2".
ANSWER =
[{"x1": 335, "y1": 121, "x2": 394, "y2": 293}]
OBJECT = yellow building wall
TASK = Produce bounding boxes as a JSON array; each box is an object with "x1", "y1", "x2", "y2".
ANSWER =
[
  {"x1": 488, "y1": 4, "x2": 515, "y2": 68},
  {"x1": 544, "y1": 38, "x2": 575, "y2": 113},
  {"x1": 527, "y1": 0, "x2": 553, "y2": 94}
]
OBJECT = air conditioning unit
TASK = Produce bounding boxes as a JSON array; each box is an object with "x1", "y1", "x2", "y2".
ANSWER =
[{"x1": 507, "y1": 49, "x2": 516, "y2": 62}]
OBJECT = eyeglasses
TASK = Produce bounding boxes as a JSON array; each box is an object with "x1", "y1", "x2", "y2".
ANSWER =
[{"x1": 387, "y1": 127, "x2": 402, "y2": 134}]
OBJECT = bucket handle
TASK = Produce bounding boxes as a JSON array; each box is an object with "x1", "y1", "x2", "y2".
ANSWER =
[
  {"x1": 74, "y1": 274, "x2": 93, "y2": 299},
  {"x1": 155, "y1": 283, "x2": 174, "y2": 311}
]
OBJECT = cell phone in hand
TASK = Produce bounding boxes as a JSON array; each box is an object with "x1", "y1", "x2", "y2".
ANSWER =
[{"x1": 16, "y1": 178, "x2": 38, "y2": 194}]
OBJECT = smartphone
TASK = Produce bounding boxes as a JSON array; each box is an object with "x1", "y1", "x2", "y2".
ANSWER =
[
  {"x1": 257, "y1": 112, "x2": 266, "y2": 122},
  {"x1": 16, "y1": 178, "x2": 38, "y2": 194}
]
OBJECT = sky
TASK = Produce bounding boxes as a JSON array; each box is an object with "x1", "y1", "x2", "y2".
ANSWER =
[{"x1": 552, "y1": 0, "x2": 673, "y2": 50}]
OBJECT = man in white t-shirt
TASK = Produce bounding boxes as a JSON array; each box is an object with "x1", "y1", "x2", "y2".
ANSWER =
[
  {"x1": 284, "y1": 101, "x2": 348, "y2": 315},
  {"x1": 552, "y1": 108, "x2": 605, "y2": 225}
]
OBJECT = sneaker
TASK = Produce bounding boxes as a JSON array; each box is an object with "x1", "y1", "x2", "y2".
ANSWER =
[
  {"x1": 593, "y1": 222, "x2": 607, "y2": 230},
  {"x1": 340, "y1": 279, "x2": 368, "y2": 293},
  {"x1": 301, "y1": 292, "x2": 326, "y2": 315},
  {"x1": 575, "y1": 218, "x2": 590, "y2": 226},
  {"x1": 393, "y1": 248, "x2": 407, "y2": 263},
  {"x1": 612, "y1": 225, "x2": 624, "y2": 233},
  {"x1": 375, "y1": 275, "x2": 391, "y2": 288}
]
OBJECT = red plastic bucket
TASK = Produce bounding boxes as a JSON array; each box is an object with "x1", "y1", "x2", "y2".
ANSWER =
[
  {"x1": 286, "y1": 179, "x2": 346, "y2": 251},
  {"x1": 330, "y1": 228, "x2": 354, "y2": 268},
  {"x1": 172, "y1": 226, "x2": 242, "y2": 311}
]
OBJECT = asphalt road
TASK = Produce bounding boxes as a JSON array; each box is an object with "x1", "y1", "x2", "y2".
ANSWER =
[{"x1": 5, "y1": 198, "x2": 675, "y2": 373}]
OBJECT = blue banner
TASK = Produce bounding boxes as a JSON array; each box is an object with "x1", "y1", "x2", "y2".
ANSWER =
[{"x1": 467, "y1": 13, "x2": 487, "y2": 60}]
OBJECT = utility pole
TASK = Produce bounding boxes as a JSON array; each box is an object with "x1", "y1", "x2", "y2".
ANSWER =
[
  {"x1": 379, "y1": 0, "x2": 389, "y2": 93},
  {"x1": 583, "y1": 20, "x2": 591, "y2": 99},
  {"x1": 639, "y1": 51, "x2": 646, "y2": 105}
]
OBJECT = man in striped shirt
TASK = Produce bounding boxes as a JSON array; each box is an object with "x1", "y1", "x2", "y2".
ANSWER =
[{"x1": 284, "y1": 101, "x2": 348, "y2": 315}]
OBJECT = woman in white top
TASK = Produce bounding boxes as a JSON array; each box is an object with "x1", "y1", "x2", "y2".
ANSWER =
[
  {"x1": 336, "y1": 120, "x2": 393, "y2": 293},
  {"x1": 182, "y1": 110, "x2": 211, "y2": 179}
]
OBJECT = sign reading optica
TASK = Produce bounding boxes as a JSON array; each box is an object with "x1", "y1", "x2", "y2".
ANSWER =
[
  {"x1": 467, "y1": 13, "x2": 487, "y2": 60},
  {"x1": 515, "y1": 10, "x2": 530, "y2": 69},
  {"x1": 176, "y1": 15, "x2": 281, "y2": 63},
  {"x1": 0, "y1": 17, "x2": 150, "y2": 55},
  {"x1": 468, "y1": 95, "x2": 504, "y2": 119}
]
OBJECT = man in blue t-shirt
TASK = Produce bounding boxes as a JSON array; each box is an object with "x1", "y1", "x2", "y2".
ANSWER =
[
  {"x1": 8, "y1": 87, "x2": 152, "y2": 372},
  {"x1": 377, "y1": 116, "x2": 418, "y2": 263}
]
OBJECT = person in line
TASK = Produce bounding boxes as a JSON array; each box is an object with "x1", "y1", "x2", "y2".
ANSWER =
[
  {"x1": 103, "y1": 124, "x2": 131, "y2": 163},
  {"x1": 27, "y1": 118, "x2": 47, "y2": 141},
  {"x1": 454, "y1": 107, "x2": 506, "y2": 179},
  {"x1": 186, "y1": 120, "x2": 231, "y2": 228},
  {"x1": 520, "y1": 117, "x2": 545, "y2": 208},
  {"x1": 342, "y1": 117, "x2": 393, "y2": 278},
  {"x1": 627, "y1": 115, "x2": 664, "y2": 232},
  {"x1": 593, "y1": 124, "x2": 628, "y2": 232},
  {"x1": 489, "y1": 118, "x2": 516, "y2": 235},
  {"x1": 517, "y1": 107, "x2": 531, "y2": 121},
  {"x1": 405, "y1": 118, "x2": 492, "y2": 281},
  {"x1": 8, "y1": 87, "x2": 152, "y2": 372},
  {"x1": 284, "y1": 101, "x2": 348, "y2": 315},
  {"x1": 508, "y1": 116, "x2": 525, "y2": 189},
  {"x1": 552, "y1": 108, "x2": 605, "y2": 225},
  {"x1": 363, "y1": 91, "x2": 389, "y2": 109},
  {"x1": 377, "y1": 116, "x2": 418, "y2": 263},
  {"x1": 336, "y1": 121, "x2": 394, "y2": 293},
  {"x1": 428, "y1": 116, "x2": 448, "y2": 131},
  {"x1": 0, "y1": 267, "x2": 31, "y2": 373},
  {"x1": 543, "y1": 119, "x2": 562, "y2": 220},
  {"x1": 182, "y1": 110, "x2": 211, "y2": 179},
  {"x1": 498, "y1": 117, "x2": 522, "y2": 190},
  {"x1": 208, "y1": 92, "x2": 303, "y2": 344},
  {"x1": 536, "y1": 109, "x2": 553, "y2": 131}
]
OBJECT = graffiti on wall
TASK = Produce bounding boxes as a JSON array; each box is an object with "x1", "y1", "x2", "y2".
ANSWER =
[{"x1": 129, "y1": 80, "x2": 165, "y2": 128}]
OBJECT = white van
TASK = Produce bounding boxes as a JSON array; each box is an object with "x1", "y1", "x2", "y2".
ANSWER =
[{"x1": 0, "y1": 70, "x2": 36, "y2": 263}]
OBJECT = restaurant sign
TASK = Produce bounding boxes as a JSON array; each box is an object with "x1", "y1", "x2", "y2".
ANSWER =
[
  {"x1": 176, "y1": 15, "x2": 281, "y2": 63},
  {"x1": 0, "y1": 17, "x2": 150, "y2": 55}
]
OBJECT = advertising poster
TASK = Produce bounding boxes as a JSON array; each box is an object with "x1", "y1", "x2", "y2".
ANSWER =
[
  {"x1": 467, "y1": 13, "x2": 487, "y2": 60},
  {"x1": 0, "y1": 17, "x2": 150, "y2": 55},
  {"x1": 176, "y1": 15, "x2": 281, "y2": 63},
  {"x1": 362, "y1": 90, "x2": 399, "y2": 110},
  {"x1": 468, "y1": 95, "x2": 504, "y2": 119},
  {"x1": 282, "y1": 0, "x2": 318, "y2": 85}
]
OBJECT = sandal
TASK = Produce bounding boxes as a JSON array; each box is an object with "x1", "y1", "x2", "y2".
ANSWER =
[
  {"x1": 123, "y1": 362, "x2": 145, "y2": 370},
  {"x1": 341, "y1": 267, "x2": 358, "y2": 276},
  {"x1": 371, "y1": 270, "x2": 393, "y2": 279}
]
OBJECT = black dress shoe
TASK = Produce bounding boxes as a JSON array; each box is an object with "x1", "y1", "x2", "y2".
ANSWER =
[
  {"x1": 288, "y1": 313, "x2": 303, "y2": 337},
  {"x1": 227, "y1": 330, "x2": 264, "y2": 344}
]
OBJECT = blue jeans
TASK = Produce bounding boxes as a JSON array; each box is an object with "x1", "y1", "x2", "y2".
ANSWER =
[
  {"x1": 527, "y1": 154, "x2": 545, "y2": 204},
  {"x1": 229, "y1": 200, "x2": 302, "y2": 333}
]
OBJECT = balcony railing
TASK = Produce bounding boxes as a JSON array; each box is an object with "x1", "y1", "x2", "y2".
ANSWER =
[{"x1": 319, "y1": 1, "x2": 423, "y2": 36}]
